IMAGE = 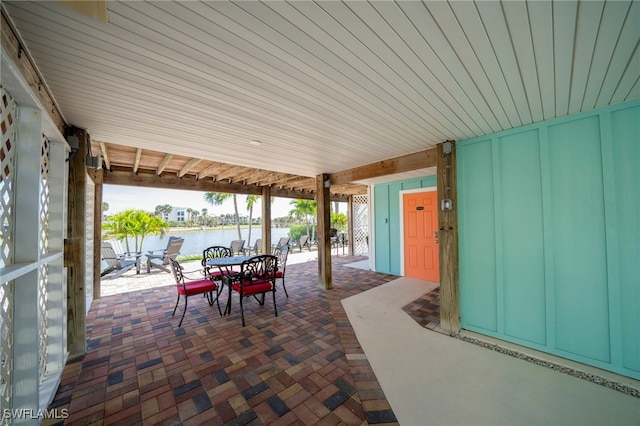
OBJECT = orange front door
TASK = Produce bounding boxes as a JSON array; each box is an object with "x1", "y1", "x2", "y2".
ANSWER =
[{"x1": 403, "y1": 191, "x2": 439, "y2": 282}]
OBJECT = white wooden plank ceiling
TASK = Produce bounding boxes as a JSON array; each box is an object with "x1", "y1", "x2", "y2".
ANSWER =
[{"x1": 3, "y1": 1, "x2": 639, "y2": 178}]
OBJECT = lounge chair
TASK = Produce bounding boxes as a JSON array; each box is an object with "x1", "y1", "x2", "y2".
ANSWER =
[
  {"x1": 145, "y1": 236, "x2": 184, "y2": 273},
  {"x1": 291, "y1": 235, "x2": 311, "y2": 252},
  {"x1": 229, "y1": 239, "x2": 245, "y2": 255},
  {"x1": 101, "y1": 240, "x2": 140, "y2": 279},
  {"x1": 271, "y1": 236, "x2": 290, "y2": 250},
  {"x1": 243, "y1": 239, "x2": 262, "y2": 255}
]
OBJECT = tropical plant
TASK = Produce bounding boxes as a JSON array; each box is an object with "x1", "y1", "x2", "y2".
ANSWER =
[
  {"x1": 103, "y1": 209, "x2": 169, "y2": 252},
  {"x1": 204, "y1": 192, "x2": 241, "y2": 239},
  {"x1": 289, "y1": 199, "x2": 317, "y2": 241},
  {"x1": 154, "y1": 204, "x2": 172, "y2": 220},
  {"x1": 287, "y1": 224, "x2": 308, "y2": 243},
  {"x1": 201, "y1": 208, "x2": 208, "y2": 225},
  {"x1": 331, "y1": 212, "x2": 348, "y2": 232}
]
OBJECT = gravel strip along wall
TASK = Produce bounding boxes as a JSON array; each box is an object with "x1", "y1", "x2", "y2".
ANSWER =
[{"x1": 454, "y1": 334, "x2": 639, "y2": 399}]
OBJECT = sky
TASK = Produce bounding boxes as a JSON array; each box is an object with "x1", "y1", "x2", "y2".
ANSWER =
[{"x1": 102, "y1": 185, "x2": 345, "y2": 218}]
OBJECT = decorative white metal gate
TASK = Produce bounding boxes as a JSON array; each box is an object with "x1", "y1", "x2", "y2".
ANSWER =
[{"x1": 352, "y1": 194, "x2": 369, "y2": 256}]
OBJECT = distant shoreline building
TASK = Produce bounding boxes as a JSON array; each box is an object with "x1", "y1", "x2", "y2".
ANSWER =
[{"x1": 164, "y1": 207, "x2": 188, "y2": 222}]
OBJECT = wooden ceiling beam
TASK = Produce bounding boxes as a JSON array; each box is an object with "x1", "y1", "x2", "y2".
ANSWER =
[
  {"x1": 156, "y1": 154, "x2": 173, "y2": 175},
  {"x1": 197, "y1": 162, "x2": 225, "y2": 180},
  {"x1": 244, "y1": 170, "x2": 274, "y2": 185},
  {"x1": 230, "y1": 168, "x2": 258, "y2": 184},
  {"x1": 178, "y1": 158, "x2": 202, "y2": 178},
  {"x1": 329, "y1": 147, "x2": 437, "y2": 185},
  {"x1": 256, "y1": 173, "x2": 292, "y2": 186},
  {"x1": 133, "y1": 148, "x2": 142, "y2": 174},
  {"x1": 99, "y1": 141, "x2": 111, "y2": 170},
  {"x1": 102, "y1": 169, "x2": 349, "y2": 201},
  {"x1": 271, "y1": 175, "x2": 310, "y2": 188},
  {"x1": 215, "y1": 165, "x2": 247, "y2": 181}
]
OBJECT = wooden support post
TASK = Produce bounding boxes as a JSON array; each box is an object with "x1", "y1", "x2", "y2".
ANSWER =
[
  {"x1": 316, "y1": 174, "x2": 332, "y2": 289},
  {"x1": 91, "y1": 168, "x2": 103, "y2": 299},
  {"x1": 347, "y1": 195, "x2": 354, "y2": 256},
  {"x1": 437, "y1": 141, "x2": 460, "y2": 333},
  {"x1": 262, "y1": 186, "x2": 271, "y2": 254},
  {"x1": 66, "y1": 126, "x2": 88, "y2": 359}
]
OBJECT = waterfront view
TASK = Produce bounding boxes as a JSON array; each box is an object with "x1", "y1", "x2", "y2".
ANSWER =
[{"x1": 119, "y1": 227, "x2": 292, "y2": 257}]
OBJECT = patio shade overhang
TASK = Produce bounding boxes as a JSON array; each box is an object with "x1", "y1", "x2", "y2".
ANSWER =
[{"x1": 93, "y1": 141, "x2": 368, "y2": 202}]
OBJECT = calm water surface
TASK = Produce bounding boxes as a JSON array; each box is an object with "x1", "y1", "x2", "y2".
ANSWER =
[{"x1": 124, "y1": 227, "x2": 290, "y2": 256}]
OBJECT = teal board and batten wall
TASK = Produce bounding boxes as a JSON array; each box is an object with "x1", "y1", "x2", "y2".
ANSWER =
[
  {"x1": 457, "y1": 99, "x2": 639, "y2": 379},
  {"x1": 373, "y1": 176, "x2": 437, "y2": 276}
]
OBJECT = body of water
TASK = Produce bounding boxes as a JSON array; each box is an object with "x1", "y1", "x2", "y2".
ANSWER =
[{"x1": 122, "y1": 227, "x2": 291, "y2": 257}]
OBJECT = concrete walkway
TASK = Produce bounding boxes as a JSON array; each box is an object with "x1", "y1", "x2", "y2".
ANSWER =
[{"x1": 342, "y1": 277, "x2": 640, "y2": 426}]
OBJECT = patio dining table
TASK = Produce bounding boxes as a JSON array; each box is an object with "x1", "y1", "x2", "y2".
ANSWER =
[{"x1": 205, "y1": 255, "x2": 253, "y2": 315}]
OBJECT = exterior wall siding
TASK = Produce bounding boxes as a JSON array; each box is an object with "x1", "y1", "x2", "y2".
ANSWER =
[
  {"x1": 458, "y1": 99, "x2": 640, "y2": 379},
  {"x1": 373, "y1": 176, "x2": 437, "y2": 276}
]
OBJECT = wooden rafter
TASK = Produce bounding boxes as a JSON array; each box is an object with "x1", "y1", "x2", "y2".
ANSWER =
[
  {"x1": 197, "y1": 162, "x2": 225, "y2": 180},
  {"x1": 272, "y1": 175, "x2": 309, "y2": 188},
  {"x1": 229, "y1": 168, "x2": 257, "y2": 184},
  {"x1": 255, "y1": 172, "x2": 291, "y2": 186},
  {"x1": 132, "y1": 148, "x2": 142, "y2": 174},
  {"x1": 88, "y1": 141, "x2": 365, "y2": 198},
  {"x1": 99, "y1": 141, "x2": 110, "y2": 170},
  {"x1": 178, "y1": 158, "x2": 202, "y2": 178},
  {"x1": 215, "y1": 165, "x2": 247, "y2": 182},
  {"x1": 244, "y1": 170, "x2": 274, "y2": 185},
  {"x1": 156, "y1": 153, "x2": 173, "y2": 176},
  {"x1": 102, "y1": 169, "x2": 349, "y2": 201}
]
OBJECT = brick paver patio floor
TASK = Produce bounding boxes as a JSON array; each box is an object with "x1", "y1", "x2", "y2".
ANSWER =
[{"x1": 46, "y1": 256, "x2": 404, "y2": 425}]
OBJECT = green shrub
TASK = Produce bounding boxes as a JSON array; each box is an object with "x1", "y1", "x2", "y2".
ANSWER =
[
  {"x1": 331, "y1": 212, "x2": 348, "y2": 232},
  {"x1": 287, "y1": 225, "x2": 308, "y2": 242}
]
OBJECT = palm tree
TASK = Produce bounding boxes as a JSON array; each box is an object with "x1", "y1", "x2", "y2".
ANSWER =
[
  {"x1": 103, "y1": 209, "x2": 169, "y2": 252},
  {"x1": 245, "y1": 195, "x2": 259, "y2": 247},
  {"x1": 201, "y1": 208, "x2": 208, "y2": 225},
  {"x1": 154, "y1": 204, "x2": 172, "y2": 219},
  {"x1": 204, "y1": 192, "x2": 241, "y2": 239},
  {"x1": 289, "y1": 199, "x2": 317, "y2": 241}
]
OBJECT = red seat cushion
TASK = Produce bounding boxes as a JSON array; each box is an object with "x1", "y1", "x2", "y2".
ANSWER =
[
  {"x1": 275, "y1": 271, "x2": 284, "y2": 278},
  {"x1": 177, "y1": 279, "x2": 217, "y2": 296},
  {"x1": 232, "y1": 279, "x2": 273, "y2": 295}
]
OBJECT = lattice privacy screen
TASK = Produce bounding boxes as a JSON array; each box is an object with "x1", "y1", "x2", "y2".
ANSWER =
[
  {"x1": 0, "y1": 86, "x2": 16, "y2": 422},
  {"x1": 38, "y1": 136, "x2": 50, "y2": 382},
  {"x1": 1, "y1": 87, "x2": 16, "y2": 268},
  {"x1": 352, "y1": 194, "x2": 369, "y2": 256}
]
